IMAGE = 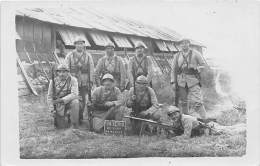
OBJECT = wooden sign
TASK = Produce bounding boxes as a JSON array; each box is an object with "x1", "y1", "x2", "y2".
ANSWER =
[{"x1": 104, "y1": 120, "x2": 126, "y2": 136}]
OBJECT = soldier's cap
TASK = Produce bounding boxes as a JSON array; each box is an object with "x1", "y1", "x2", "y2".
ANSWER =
[
  {"x1": 74, "y1": 37, "x2": 86, "y2": 45},
  {"x1": 167, "y1": 106, "x2": 180, "y2": 115},
  {"x1": 135, "y1": 41, "x2": 147, "y2": 49},
  {"x1": 136, "y1": 75, "x2": 148, "y2": 85},
  {"x1": 105, "y1": 42, "x2": 115, "y2": 49},
  {"x1": 178, "y1": 38, "x2": 191, "y2": 44},
  {"x1": 102, "y1": 73, "x2": 114, "y2": 82},
  {"x1": 56, "y1": 63, "x2": 70, "y2": 72}
]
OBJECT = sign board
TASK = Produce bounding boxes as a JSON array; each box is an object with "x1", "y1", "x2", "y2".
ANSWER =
[{"x1": 104, "y1": 120, "x2": 126, "y2": 136}]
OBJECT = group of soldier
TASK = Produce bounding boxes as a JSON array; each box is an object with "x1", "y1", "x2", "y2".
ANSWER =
[{"x1": 47, "y1": 37, "x2": 216, "y2": 139}]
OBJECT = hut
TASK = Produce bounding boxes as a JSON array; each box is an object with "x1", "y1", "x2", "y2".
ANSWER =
[{"x1": 15, "y1": 8, "x2": 206, "y2": 96}]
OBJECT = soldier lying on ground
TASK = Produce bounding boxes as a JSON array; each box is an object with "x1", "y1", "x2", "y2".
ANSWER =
[
  {"x1": 91, "y1": 73, "x2": 124, "y2": 133},
  {"x1": 166, "y1": 106, "x2": 246, "y2": 139},
  {"x1": 126, "y1": 75, "x2": 161, "y2": 134},
  {"x1": 47, "y1": 64, "x2": 80, "y2": 129}
]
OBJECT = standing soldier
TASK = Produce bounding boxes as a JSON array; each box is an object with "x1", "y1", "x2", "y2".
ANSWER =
[
  {"x1": 170, "y1": 39, "x2": 206, "y2": 119},
  {"x1": 95, "y1": 42, "x2": 126, "y2": 91},
  {"x1": 128, "y1": 42, "x2": 154, "y2": 87},
  {"x1": 47, "y1": 64, "x2": 79, "y2": 129},
  {"x1": 65, "y1": 38, "x2": 94, "y2": 124},
  {"x1": 91, "y1": 74, "x2": 124, "y2": 132}
]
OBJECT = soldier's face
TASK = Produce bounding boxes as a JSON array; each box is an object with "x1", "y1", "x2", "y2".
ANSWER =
[
  {"x1": 136, "y1": 83, "x2": 146, "y2": 91},
  {"x1": 75, "y1": 42, "x2": 85, "y2": 52},
  {"x1": 180, "y1": 41, "x2": 190, "y2": 52},
  {"x1": 103, "y1": 80, "x2": 114, "y2": 90},
  {"x1": 57, "y1": 70, "x2": 69, "y2": 80},
  {"x1": 169, "y1": 111, "x2": 181, "y2": 121},
  {"x1": 136, "y1": 47, "x2": 144, "y2": 56},
  {"x1": 106, "y1": 47, "x2": 114, "y2": 56}
]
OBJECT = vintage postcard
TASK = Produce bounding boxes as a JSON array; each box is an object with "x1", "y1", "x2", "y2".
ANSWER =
[{"x1": 1, "y1": 0, "x2": 260, "y2": 166}]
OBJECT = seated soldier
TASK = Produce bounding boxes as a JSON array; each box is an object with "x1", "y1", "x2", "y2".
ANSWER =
[
  {"x1": 91, "y1": 73, "x2": 124, "y2": 133},
  {"x1": 126, "y1": 75, "x2": 161, "y2": 134},
  {"x1": 47, "y1": 63, "x2": 79, "y2": 129}
]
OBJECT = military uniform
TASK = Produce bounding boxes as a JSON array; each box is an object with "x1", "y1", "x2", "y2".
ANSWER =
[
  {"x1": 126, "y1": 76, "x2": 160, "y2": 134},
  {"x1": 91, "y1": 74, "x2": 124, "y2": 132},
  {"x1": 128, "y1": 42, "x2": 153, "y2": 87},
  {"x1": 95, "y1": 43, "x2": 126, "y2": 90},
  {"x1": 171, "y1": 47, "x2": 206, "y2": 119},
  {"x1": 47, "y1": 66, "x2": 79, "y2": 128},
  {"x1": 65, "y1": 44, "x2": 94, "y2": 122}
]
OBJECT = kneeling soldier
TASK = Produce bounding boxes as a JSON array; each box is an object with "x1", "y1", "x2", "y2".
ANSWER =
[
  {"x1": 126, "y1": 75, "x2": 160, "y2": 134},
  {"x1": 91, "y1": 73, "x2": 124, "y2": 132},
  {"x1": 47, "y1": 64, "x2": 80, "y2": 129}
]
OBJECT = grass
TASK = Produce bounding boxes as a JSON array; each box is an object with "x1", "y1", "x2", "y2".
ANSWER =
[{"x1": 19, "y1": 92, "x2": 246, "y2": 159}]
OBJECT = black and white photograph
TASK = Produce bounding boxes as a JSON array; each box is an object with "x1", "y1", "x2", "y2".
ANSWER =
[{"x1": 1, "y1": 0, "x2": 260, "y2": 165}]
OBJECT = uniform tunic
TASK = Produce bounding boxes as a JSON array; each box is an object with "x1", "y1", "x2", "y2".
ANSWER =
[
  {"x1": 65, "y1": 50, "x2": 94, "y2": 87},
  {"x1": 128, "y1": 55, "x2": 154, "y2": 87},
  {"x1": 170, "y1": 49, "x2": 206, "y2": 119},
  {"x1": 95, "y1": 55, "x2": 126, "y2": 90},
  {"x1": 47, "y1": 75, "x2": 79, "y2": 124},
  {"x1": 91, "y1": 86, "x2": 124, "y2": 132},
  {"x1": 126, "y1": 87, "x2": 159, "y2": 118}
]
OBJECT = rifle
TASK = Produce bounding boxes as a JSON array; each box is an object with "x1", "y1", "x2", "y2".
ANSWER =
[
  {"x1": 173, "y1": 43, "x2": 180, "y2": 106},
  {"x1": 51, "y1": 66, "x2": 58, "y2": 127},
  {"x1": 131, "y1": 66, "x2": 138, "y2": 116},
  {"x1": 87, "y1": 56, "x2": 94, "y2": 131}
]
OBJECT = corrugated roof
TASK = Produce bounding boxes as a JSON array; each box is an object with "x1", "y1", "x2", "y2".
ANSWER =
[
  {"x1": 112, "y1": 34, "x2": 133, "y2": 48},
  {"x1": 16, "y1": 8, "x2": 205, "y2": 47},
  {"x1": 155, "y1": 41, "x2": 169, "y2": 52},
  {"x1": 89, "y1": 31, "x2": 112, "y2": 46},
  {"x1": 57, "y1": 27, "x2": 91, "y2": 46}
]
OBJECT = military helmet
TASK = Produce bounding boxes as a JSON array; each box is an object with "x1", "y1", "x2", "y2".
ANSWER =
[
  {"x1": 135, "y1": 41, "x2": 147, "y2": 49},
  {"x1": 102, "y1": 73, "x2": 114, "y2": 82},
  {"x1": 178, "y1": 38, "x2": 191, "y2": 44},
  {"x1": 56, "y1": 63, "x2": 70, "y2": 72},
  {"x1": 167, "y1": 106, "x2": 180, "y2": 116},
  {"x1": 74, "y1": 37, "x2": 86, "y2": 45},
  {"x1": 136, "y1": 75, "x2": 148, "y2": 85},
  {"x1": 105, "y1": 42, "x2": 115, "y2": 49}
]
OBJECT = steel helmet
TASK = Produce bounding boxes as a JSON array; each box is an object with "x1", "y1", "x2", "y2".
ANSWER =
[
  {"x1": 135, "y1": 41, "x2": 147, "y2": 49},
  {"x1": 74, "y1": 37, "x2": 86, "y2": 45},
  {"x1": 136, "y1": 75, "x2": 148, "y2": 85},
  {"x1": 167, "y1": 106, "x2": 180, "y2": 116},
  {"x1": 178, "y1": 38, "x2": 191, "y2": 44},
  {"x1": 105, "y1": 42, "x2": 115, "y2": 49},
  {"x1": 56, "y1": 63, "x2": 70, "y2": 72},
  {"x1": 102, "y1": 73, "x2": 114, "y2": 82}
]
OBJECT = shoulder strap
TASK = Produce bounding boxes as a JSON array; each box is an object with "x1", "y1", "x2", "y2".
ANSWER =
[{"x1": 56, "y1": 77, "x2": 70, "y2": 97}]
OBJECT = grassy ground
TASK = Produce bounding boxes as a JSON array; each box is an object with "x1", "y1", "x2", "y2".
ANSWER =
[{"x1": 19, "y1": 92, "x2": 246, "y2": 159}]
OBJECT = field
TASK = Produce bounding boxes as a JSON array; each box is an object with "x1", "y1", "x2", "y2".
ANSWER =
[{"x1": 19, "y1": 89, "x2": 246, "y2": 159}]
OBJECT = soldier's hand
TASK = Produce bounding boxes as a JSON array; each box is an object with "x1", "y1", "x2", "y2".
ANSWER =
[
  {"x1": 53, "y1": 98, "x2": 64, "y2": 104},
  {"x1": 131, "y1": 95, "x2": 136, "y2": 101},
  {"x1": 104, "y1": 101, "x2": 115, "y2": 107}
]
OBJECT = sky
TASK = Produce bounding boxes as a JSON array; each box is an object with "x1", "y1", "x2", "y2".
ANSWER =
[{"x1": 87, "y1": 1, "x2": 260, "y2": 100}]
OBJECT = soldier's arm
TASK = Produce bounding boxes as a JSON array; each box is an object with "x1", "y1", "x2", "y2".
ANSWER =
[
  {"x1": 88, "y1": 53, "x2": 95, "y2": 83},
  {"x1": 194, "y1": 51, "x2": 206, "y2": 72},
  {"x1": 148, "y1": 87, "x2": 158, "y2": 106},
  {"x1": 113, "y1": 87, "x2": 123, "y2": 106},
  {"x1": 118, "y1": 57, "x2": 126, "y2": 90},
  {"x1": 94, "y1": 58, "x2": 103, "y2": 86},
  {"x1": 91, "y1": 87, "x2": 109, "y2": 109},
  {"x1": 46, "y1": 80, "x2": 54, "y2": 110},
  {"x1": 147, "y1": 56, "x2": 154, "y2": 84},
  {"x1": 126, "y1": 87, "x2": 134, "y2": 108},
  {"x1": 64, "y1": 52, "x2": 71, "y2": 67},
  {"x1": 170, "y1": 54, "x2": 178, "y2": 83},
  {"x1": 62, "y1": 77, "x2": 79, "y2": 104},
  {"x1": 181, "y1": 119, "x2": 193, "y2": 138},
  {"x1": 127, "y1": 58, "x2": 134, "y2": 87}
]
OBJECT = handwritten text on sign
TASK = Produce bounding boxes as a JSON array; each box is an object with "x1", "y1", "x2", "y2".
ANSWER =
[{"x1": 104, "y1": 120, "x2": 126, "y2": 136}]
